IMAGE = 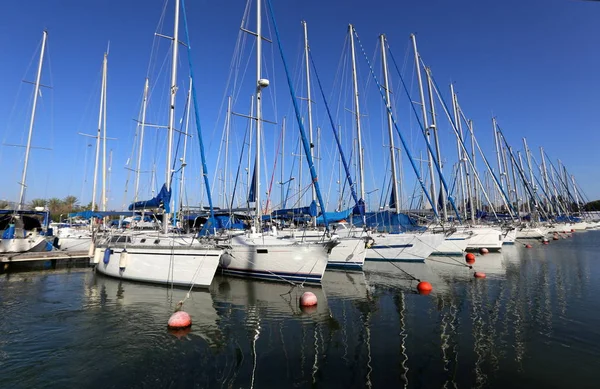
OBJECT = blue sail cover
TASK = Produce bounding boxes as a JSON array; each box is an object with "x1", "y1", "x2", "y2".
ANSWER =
[
  {"x1": 352, "y1": 199, "x2": 366, "y2": 216},
  {"x1": 128, "y1": 184, "x2": 171, "y2": 212},
  {"x1": 351, "y1": 210, "x2": 424, "y2": 233},
  {"x1": 271, "y1": 200, "x2": 318, "y2": 219},
  {"x1": 248, "y1": 163, "x2": 257, "y2": 203},
  {"x1": 316, "y1": 207, "x2": 353, "y2": 226}
]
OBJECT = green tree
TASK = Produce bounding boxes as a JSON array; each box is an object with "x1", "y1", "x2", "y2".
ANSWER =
[
  {"x1": 63, "y1": 195, "x2": 79, "y2": 213},
  {"x1": 29, "y1": 198, "x2": 47, "y2": 209}
]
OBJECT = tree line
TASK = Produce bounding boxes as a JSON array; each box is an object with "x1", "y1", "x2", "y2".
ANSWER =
[{"x1": 0, "y1": 196, "x2": 96, "y2": 221}]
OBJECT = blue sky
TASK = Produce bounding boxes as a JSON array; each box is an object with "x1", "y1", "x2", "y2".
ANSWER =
[{"x1": 1, "y1": 0, "x2": 598, "y2": 212}]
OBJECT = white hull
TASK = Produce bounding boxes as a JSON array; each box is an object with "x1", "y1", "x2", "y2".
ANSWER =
[
  {"x1": 569, "y1": 222, "x2": 588, "y2": 231},
  {"x1": 219, "y1": 233, "x2": 331, "y2": 283},
  {"x1": 546, "y1": 223, "x2": 570, "y2": 233},
  {"x1": 0, "y1": 235, "x2": 49, "y2": 253},
  {"x1": 466, "y1": 227, "x2": 503, "y2": 251},
  {"x1": 95, "y1": 234, "x2": 221, "y2": 288},
  {"x1": 55, "y1": 227, "x2": 92, "y2": 252},
  {"x1": 430, "y1": 233, "x2": 470, "y2": 256},
  {"x1": 366, "y1": 232, "x2": 445, "y2": 262},
  {"x1": 516, "y1": 227, "x2": 546, "y2": 239}
]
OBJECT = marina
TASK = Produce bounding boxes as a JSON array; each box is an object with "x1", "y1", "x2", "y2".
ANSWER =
[{"x1": 1, "y1": 0, "x2": 600, "y2": 387}]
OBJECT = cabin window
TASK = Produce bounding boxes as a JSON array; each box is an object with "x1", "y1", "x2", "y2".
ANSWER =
[
  {"x1": 257, "y1": 249, "x2": 268, "y2": 254},
  {"x1": 110, "y1": 235, "x2": 131, "y2": 244},
  {"x1": 140, "y1": 239, "x2": 146, "y2": 243},
  {"x1": 154, "y1": 239, "x2": 160, "y2": 244}
]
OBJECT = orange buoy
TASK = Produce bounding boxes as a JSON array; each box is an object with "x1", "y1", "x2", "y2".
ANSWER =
[
  {"x1": 474, "y1": 272, "x2": 486, "y2": 278},
  {"x1": 300, "y1": 291, "x2": 318, "y2": 307},
  {"x1": 525, "y1": 244, "x2": 533, "y2": 248},
  {"x1": 479, "y1": 248, "x2": 489, "y2": 255},
  {"x1": 417, "y1": 281, "x2": 433, "y2": 295},
  {"x1": 168, "y1": 311, "x2": 192, "y2": 329},
  {"x1": 465, "y1": 253, "x2": 476, "y2": 262}
]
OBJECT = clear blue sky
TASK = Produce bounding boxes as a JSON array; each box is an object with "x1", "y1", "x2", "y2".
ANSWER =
[{"x1": 1, "y1": 0, "x2": 599, "y2": 211}]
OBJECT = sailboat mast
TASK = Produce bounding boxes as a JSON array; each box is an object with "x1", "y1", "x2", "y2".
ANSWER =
[
  {"x1": 254, "y1": 0, "x2": 266, "y2": 227},
  {"x1": 425, "y1": 66, "x2": 445, "y2": 220},
  {"x1": 102, "y1": 51, "x2": 108, "y2": 213},
  {"x1": 302, "y1": 21, "x2": 317, "y2": 218},
  {"x1": 380, "y1": 34, "x2": 400, "y2": 215},
  {"x1": 450, "y1": 85, "x2": 466, "y2": 220},
  {"x1": 179, "y1": 77, "x2": 192, "y2": 220},
  {"x1": 280, "y1": 117, "x2": 285, "y2": 207},
  {"x1": 493, "y1": 118, "x2": 505, "y2": 205},
  {"x1": 91, "y1": 52, "x2": 107, "y2": 215},
  {"x1": 349, "y1": 24, "x2": 365, "y2": 201},
  {"x1": 539, "y1": 147, "x2": 554, "y2": 215},
  {"x1": 224, "y1": 96, "x2": 232, "y2": 208},
  {"x1": 18, "y1": 30, "x2": 47, "y2": 210},
  {"x1": 134, "y1": 77, "x2": 149, "y2": 202},
  {"x1": 411, "y1": 34, "x2": 436, "y2": 219},
  {"x1": 163, "y1": 0, "x2": 181, "y2": 234}
]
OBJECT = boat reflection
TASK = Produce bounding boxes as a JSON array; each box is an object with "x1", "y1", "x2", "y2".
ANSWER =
[{"x1": 87, "y1": 273, "x2": 222, "y2": 347}]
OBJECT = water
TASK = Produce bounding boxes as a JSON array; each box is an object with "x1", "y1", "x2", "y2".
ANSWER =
[{"x1": 1, "y1": 231, "x2": 600, "y2": 388}]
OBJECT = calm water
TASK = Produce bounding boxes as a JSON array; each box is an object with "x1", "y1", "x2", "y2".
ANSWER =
[{"x1": 2, "y1": 231, "x2": 600, "y2": 388}]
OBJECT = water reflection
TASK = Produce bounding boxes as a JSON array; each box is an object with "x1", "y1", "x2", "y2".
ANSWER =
[{"x1": 1, "y1": 232, "x2": 600, "y2": 388}]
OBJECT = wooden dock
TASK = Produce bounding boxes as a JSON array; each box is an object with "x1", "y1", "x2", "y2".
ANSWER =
[{"x1": 1, "y1": 250, "x2": 90, "y2": 263}]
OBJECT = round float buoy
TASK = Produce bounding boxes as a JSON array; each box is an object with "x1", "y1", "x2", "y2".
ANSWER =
[
  {"x1": 571, "y1": 229, "x2": 575, "y2": 232},
  {"x1": 543, "y1": 241, "x2": 549, "y2": 245},
  {"x1": 474, "y1": 272, "x2": 486, "y2": 278},
  {"x1": 525, "y1": 244, "x2": 533, "y2": 248},
  {"x1": 417, "y1": 281, "x2": 433, "y2": 295},
  {"x1": 480, "y1": 248, "x2": 489, "y2": 255},
  {"x1": 168, "y1": 311, "x2": 192, "y2": 329},
  {"x1": 300, "y1": 292, "x2": 318, "y2": 307},
  {"x1": 465, "y1": 253, "x2": 476, "y2": 262}
]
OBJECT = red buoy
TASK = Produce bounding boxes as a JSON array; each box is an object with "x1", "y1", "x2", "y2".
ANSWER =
[
  {"x1": 300, "y1": 291, "x2": 318, "y2": 307},
  {"x1": 474, "y1": 272, "x2": 486, "y2": 278},
  {"x1": 543, "y1": 241, "x2": 549, "y2": 245},
  {"x1": 168, "y1": 311, "x2": 192, "y2": 329},
  {"x1": 465, "y1": 253, "x2": 476, "y2": 262},
  {"x1": 417, "y1": 281, "x2": 433, "y2": 295},
  {"x1": 571, "y1": 229, "x2": 575, "y2": 232},
  {"x1": 525, "y1": 244, "x2": 532, "y2": 248},
  {"x1": 479, "y1": 248, "x2": 489, "y2": 255}
]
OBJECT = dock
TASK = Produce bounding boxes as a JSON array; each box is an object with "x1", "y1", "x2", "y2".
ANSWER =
[{"x1": 1, "y1": 251, "x2": 90, "y2": 272}]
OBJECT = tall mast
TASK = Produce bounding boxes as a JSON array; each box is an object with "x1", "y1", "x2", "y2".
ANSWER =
[
  {"x1": 302, "y1": 21, "x2": 317, "y2": 219},
  {"x1": 380, "y1": 34, "x2": 400, "y2": 215},
  {"x1": 224, "y1": 96, "x2": 232, "y2": 208},
  {"x1": 179, "y1": 78, "x2": 192, "y2": 221},
  {"x1": 468, "y1": 120, "x2": 479, "y2": 213},
  {"x1": 280, "y1": 117, "x2": 285, "y2": 207},
  {"x1": 517, "y1": 151, "x2": 531, "y2": 215},
  {"x1": 539, "y1": 147, "x2": 554, "y2": 215},
  {"x1": 18, "y1": 30, "x2": 47, "y2": 210},
  {"x1": 523, "y1": 138, "x2": 537, "y2": 219},
  {"x1": 101, "y1": 51, "x2": 108, "y2": 213},
  {"x1": 163, "y1": 0, "x2": 181, "y2": 234},
  {"x1": 411, "y1": 34, "x2": 436, "y2": 219},
  {"x1": 91, "y1": 52, "x2": 107, "y2": 216},
  {"x1": 349, "y1": 24, "x2": 365, "y2": 201},
  {"x1": 493, "y1": 118, "x2": 505, "y2": 206},
  {"x1": 254, "y1": 0, "x2": 268, "y2": 227},
  {"x1": 450, "y1": 84, "x2": 466, "y2": 220},
  {"x1": 425, "y1": 67, "x2": 445, "y2": 221},
  {"x1": 134, "y1": 78, "x2": 149, "y2": 202}
]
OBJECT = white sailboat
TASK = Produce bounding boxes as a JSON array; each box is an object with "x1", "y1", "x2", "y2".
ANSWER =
[
  {"x1": 217, "y1": 0, "x2": 333, "y2": 284},
  {"x1": 1, "y1": 30, "x2": 53, "y2": 254},
  {"x1": 94, "y1": 0, "x2": 222, "y2": 288}
]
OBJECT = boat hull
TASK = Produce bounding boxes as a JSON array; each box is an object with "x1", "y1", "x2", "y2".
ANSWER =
[
  {"x1": 466, "y1": 227, "x2": 503, "y2": 251},
  {"x1": 219, "y1": 234, "x2": 331, "y2": 283},
  {"x1": 366, "y1": 232, "x2": 445, "y2": 262},
  {"x1": 95, "y1": 235, "x2": 221, "y2": 288}
]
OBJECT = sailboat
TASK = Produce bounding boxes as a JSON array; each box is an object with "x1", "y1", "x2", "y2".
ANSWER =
[
  {"x1": 0, "y1": 30, "x2": 53, "y2": 254},
  {"x1": 216, "y1": 0, "x2": 336, "y2": 284},
  {"x1": 94, "y1": 0, "x2": 222, "y2": 288}
]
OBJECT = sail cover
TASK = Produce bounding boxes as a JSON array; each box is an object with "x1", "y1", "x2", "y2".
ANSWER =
[
  {"x1": 128, "y1": 184, "x2": 171, "y2": 213},
  {"x1": 316, "y1": 206, "x2": 353, "y2": 226}
]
